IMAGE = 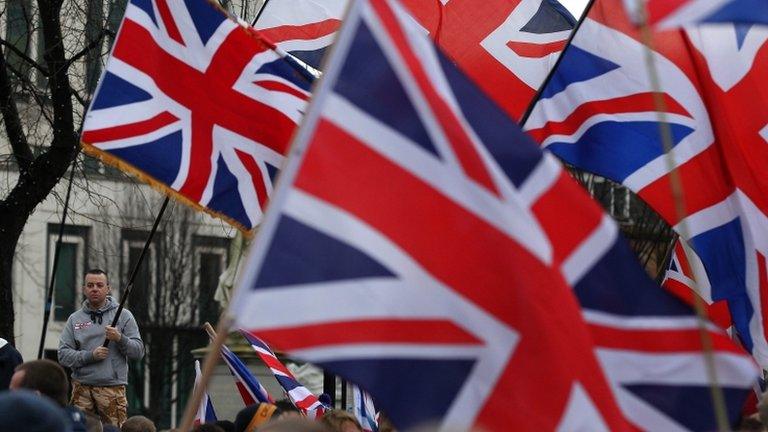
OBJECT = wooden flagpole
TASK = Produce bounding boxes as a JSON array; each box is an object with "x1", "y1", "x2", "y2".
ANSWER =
[
  {"x1": 203, "y1": 321, "x2": 217, "y2": 340},
  {"x1": 635, "y1": 3, "x2": 729, "y2": 429}
]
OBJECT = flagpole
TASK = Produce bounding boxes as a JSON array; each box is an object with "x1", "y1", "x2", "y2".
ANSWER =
[
  {"x1": 635, "y1": 6, "x2": 729, "y2": 429},
  {"x1": 102, "y1": 196, "x2": 170, "y2": 347},
  {"x1": 203, "y1": 321, "x2": 216, "y2": 340},
  {"x1": 37, "y1": 155, "x2": 78, "y2": 359}
]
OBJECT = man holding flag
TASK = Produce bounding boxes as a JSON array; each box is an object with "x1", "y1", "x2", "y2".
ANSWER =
[{"x1": 58, "y1": 269, "x2": 144, "y2": 427}]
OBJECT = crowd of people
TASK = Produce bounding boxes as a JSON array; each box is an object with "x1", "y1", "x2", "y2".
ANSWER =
[
  {"x1": 1, "y1": 271, "x2": 766, "y2": 431},
  {"x1": 0, "y1": 269, "x2": 395, "y2": 432},
  {"x1": 0, "y1": 356, "x2": 396, "y2": 432}
]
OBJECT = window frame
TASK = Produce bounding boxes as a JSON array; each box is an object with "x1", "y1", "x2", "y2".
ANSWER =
[
  {"x1": 192, "y1": 235, "x2": 229, "y2": 323},
  {"x1": 46, "y1": 224, "x2": 90, "y2": 323}
]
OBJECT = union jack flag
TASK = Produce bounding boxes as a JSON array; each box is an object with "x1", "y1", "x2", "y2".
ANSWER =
[
  {"x1": 81, "y1": 0, "x2": 314, "y2": 231},
  {"x1": 400, "y1": 0, "x2": 575, "y2": 119},
  {"x1": 622, "y1": 0, "x2": 768, "y2": 28},
  {"x1": 351, "y1": 384, "x2": 378, "y2": 432},
  {"x1": 663, "y1": 238, "x2": 733, "y2": 330},
  {"x1": 254, "y1": 0, "x2": 575, "y2": 119},
  {"x1": 219, "y1": 343, "x2": 273, "y2": 405},
  {"x1": 194, "y1": 360, "x2": 218, "y2": 425},
  {"x1": 229, "y1": 0, "x2": 758, "y2": 429},
  {"x1": 526, "y1": 0, "x2": 768, "y2": 367},
  {"x1": 240, "y1": 329, "x2": 324, "y2": 415},
  {"x1": 255, "y1": 0, "x2": 347, "y2": 69}
]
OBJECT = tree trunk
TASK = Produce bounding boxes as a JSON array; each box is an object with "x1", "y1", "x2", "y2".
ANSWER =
[
  {"x1": 0, "y1": 248, "x2": 17, "y2": 345},
  {"x1": 0, "y1": 210, "x2": 25, "y2": 344},
  {"x1": 0, "y1": 0, "x2": 78, "y2": 343}
]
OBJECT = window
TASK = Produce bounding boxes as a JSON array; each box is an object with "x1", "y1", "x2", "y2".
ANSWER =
[
  {"x1": 106, "y1": 0, "x2": 127, "y2": 44},
  {"x1": 34, "y1": 6, "x2": 46, "y2": 88},
  {"x1": 193, "y1": 236, "x2": 229, "y2": 324},
  {"x1": 47, "y1": 225, "x2": 89, "y2": 322},
  {"x1": 121, "y1": 229, "x2": 159, "y2": 323},
  {"x1": 5, "y1": 0, "x2": 33, "y2": 82},
  {"x1": 121, "y1": 229, "x2": 159, "y2": 417}
]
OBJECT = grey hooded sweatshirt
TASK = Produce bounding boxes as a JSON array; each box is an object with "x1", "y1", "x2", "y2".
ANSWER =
[{"x1": 58, "y1": 297, "x2": 144, "y2": 386}]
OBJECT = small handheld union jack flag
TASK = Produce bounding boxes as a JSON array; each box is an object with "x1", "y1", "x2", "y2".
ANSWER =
[
  {"x1": 194, "y1": 360, "x2": 217, "y2": 426},
  {"x1": 240, "y1": 329, "x2": 324, "y2": 416},
  {"x1": 352, "y1": 384, "x2": 378, "y2": 432},
  {"x1": 219, "y1": 343, "x2": 273, "y2": 405},
  {"x1": 81, "y1": 0, "x2": 314, "y2": 231}
]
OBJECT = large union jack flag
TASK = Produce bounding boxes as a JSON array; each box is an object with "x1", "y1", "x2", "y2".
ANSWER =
[
  {"x1": 255, "y1": 0, "x2": 348, "y2": 69},
  {"x1": 81, "y1": 0, "x2": 314, "y2": 231},
  {"x1": 230, "y1": 0, "x2": 758, "y2": 429},
  {"x1": 254, "y1": 0, "x2": 575, "y2": 119},
  {"x1": 622, "y1": 0, "x2": 768, "y2": 28},
  {"x1": 525, "y1": 0, "x2": 768, "y2": 368},
  {"x1": 400, "y1": 0, "x2": 575, "y2": 120}
]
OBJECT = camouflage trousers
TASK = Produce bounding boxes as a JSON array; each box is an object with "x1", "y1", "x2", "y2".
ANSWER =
[{"x1": 70, "y1": 380, "x2": 128, "y2": 427}]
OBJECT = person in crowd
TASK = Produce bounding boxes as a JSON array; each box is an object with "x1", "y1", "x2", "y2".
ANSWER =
[
  {"x1": 321, "y1": 410, "x2": 364, "y2": 432},
  {"x1": 192, "y1": 424, "x2": 225, "y2": 432},
  {"x1": 85, "y1": 413, "x2": 103, "y2": 432},
  {"x1": 214, "y1": 419, "x2": 236, "y2": 432},
  {"x1": 59, "y1": 269, "x2": 145, "y2": 427},
  {"x1": 760, "y1": 390, "x2": 768, "y2": 427},
  {"x1": 235, "y1": 402, "x2": 279, "y2": 432},
  {"x1": 258, "y1": 418, "x2": 331, "y2": 432},
  {"x1": 376, "y1": 412, "x2": 397, "y2": 432},
  {"x1": 9, "y1": 359, "x2": 88, "y2": 431},
  {"x1": 273, "y1": 399, "x2": 301, "y2": 420},
  {"x1": 738, "y1": 415, "x2": 765, "y2": 432},
  {"x1": 0, "y1": 336, "x2": 22, "y2": 390},
  {"x1": 121, "y1": 415, "x2": 156, "y2": 432},
  {"x1": 0, "y1": 389, "x2": 70, "y2": 431}
]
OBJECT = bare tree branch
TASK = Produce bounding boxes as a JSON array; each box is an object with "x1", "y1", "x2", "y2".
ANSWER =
[
  {"x1": 65, "y1": 28, "x2": 108, "y2": 70},
  {"x1": 38, "y1": 0, "x2": 76, "y2": 151},
  {"x1": 0, "y1": 46, "x2": 33, "y2": 170},
  {"x1": 0, "y1": 39, "x2": 49, "y2": 76},
  {"x1": 72, "y1": 88, "x2": 87, "y2": 108}
]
